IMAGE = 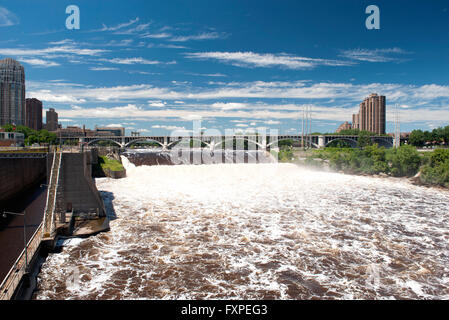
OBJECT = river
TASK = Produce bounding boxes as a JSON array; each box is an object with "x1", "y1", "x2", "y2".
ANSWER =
[{"x1": 34, "y1": 157, "x2": 449, "y2": 299}]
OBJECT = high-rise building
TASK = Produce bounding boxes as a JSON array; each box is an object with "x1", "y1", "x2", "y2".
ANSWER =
[
  {"x1": 45, "y1": 108, "x2": 59, "y2": 131},
  {"x1": 352, "y1": 93, "x2": 386, "y2": 134},
  {"x1": 25, "y1": 98, "x2": 43, "y2": 131},
  {"x1": 336, "y1": 121, "x2": 352, "y2": 133},
  {"x1": 0, "y1": 58, "x2": 26, "y2": 126}
]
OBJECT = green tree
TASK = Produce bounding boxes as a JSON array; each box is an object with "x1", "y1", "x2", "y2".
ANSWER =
[
  {"x1": 387, "y1": 145, "x2": 421, "y2": 177},
  {"x1": 409, "y1": 129, "x2": 425, "y2": 147},
  {"x1": 357, "y1": 131, "x2": 372, "y2": 148}
]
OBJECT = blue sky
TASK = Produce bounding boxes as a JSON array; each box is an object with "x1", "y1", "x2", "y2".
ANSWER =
[{"x1": 0, "y1": 0, "x2": 448, "y2": 135}]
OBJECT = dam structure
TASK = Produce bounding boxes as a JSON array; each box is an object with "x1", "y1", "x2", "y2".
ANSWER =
[{"x1": 0, "y1": 149, "x2": 107, "y2": 300}]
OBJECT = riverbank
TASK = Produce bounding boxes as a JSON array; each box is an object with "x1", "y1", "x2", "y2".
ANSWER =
[
  {"x1": 92, "y1": 155, "x2": 126, "y2": 179},
  {"x1": 276, "y1": 145, "x2": 449, "y2": 190}
]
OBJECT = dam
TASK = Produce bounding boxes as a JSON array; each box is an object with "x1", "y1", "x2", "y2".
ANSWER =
[{"x1": 0, "y1": 149, "x2": 108, "y2": 300}]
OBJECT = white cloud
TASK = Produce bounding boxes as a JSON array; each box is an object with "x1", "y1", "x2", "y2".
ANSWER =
[
  {"x1": 105, "y1": 124, "x2": 124, "y2": 127},
  {"x1": 18, "y1": 58, "x2": 60, "y2": 67},
  {"x1": 0, "y1": 7, "x2": 19, "y2": 27},
  {"x1": 99, "y1": 17, "x2": 139, "y2": 32},
  {"x1": 152, "y1": 124, "x2": 186, "y2": 131},
  {"x1": 27, "y1": 80, "x2": 449, "y2": 123},
  {"x1": 51, "y1": 103, "x2": 449, "y2": 124},
  {"x1": 148, "y1": 100, "x2": 166, "y2": 107},
  {"x1": 340, "y1": 48, "x2": 409, "y2": 63},
  {"x1": 211, "y1": 102, "x2": 246, "y2": 110},
  {"x1": 105, "y1": 39, "x2": 134, "y2": 47},
  {"x1": 104, "y1": 57, "x2": 161, "y2": 65},
  {"x1": 264, "y1": 120, "x2": 281, "y2": 125},
  {"x1": 89, "y1": 67, "x2": 119, "y2": 71},
  {"x1": 169, "y1": 32, "x2": 225, "y2": 42},
  {"x1": 0, "y1": 45, "x2": 107, "y2": 57},
  {"x1": 114, "y1": 22, "x2": 151, "y2": 35},
  {"x1": 186, "y1": 51, "x2": 354, "y2": 69},
  {"x1": 142, "y1": 32, "x2": 172, "y2": 39}
]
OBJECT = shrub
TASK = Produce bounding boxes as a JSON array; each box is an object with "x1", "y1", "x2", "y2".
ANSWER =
[
  {"x1": 419, "y1": 149, "x2": 449, "y2": 188},
  {"x1": 387, "y1": 145, "x2": 421, "y2": 177}
]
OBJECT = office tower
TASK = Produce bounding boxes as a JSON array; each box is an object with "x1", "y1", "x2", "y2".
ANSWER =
[
  {"x1": 0, "y1": 58, "x2": 26, "y2": 126},
  {"x1": 25, "y1": 98, "x2": 43, "y2": 131},
  {"x1": 351, "y1": 93, "x2": 386, "y2": 134},
  {"x1": 46, "y1": 108, "x2": 59, "y2": 131}
]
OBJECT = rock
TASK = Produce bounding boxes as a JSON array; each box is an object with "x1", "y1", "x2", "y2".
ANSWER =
[{"x1": 409, "y1": 170, "x2": 422, "y2": 184}]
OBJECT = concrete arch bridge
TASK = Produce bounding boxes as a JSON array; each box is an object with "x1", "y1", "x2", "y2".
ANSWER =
[{"x1": 77, "y1": 134, "x2": 393, "y2": 150}]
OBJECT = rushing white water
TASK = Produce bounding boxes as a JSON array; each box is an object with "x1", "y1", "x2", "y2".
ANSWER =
[{"x1": 35, "y1": 159, "x2": 449, "y2": 300}]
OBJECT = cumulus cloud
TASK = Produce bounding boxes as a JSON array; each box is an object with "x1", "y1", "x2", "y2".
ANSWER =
[{"x1": 148, "y1": 100, "x2": 166, "y2": 107}]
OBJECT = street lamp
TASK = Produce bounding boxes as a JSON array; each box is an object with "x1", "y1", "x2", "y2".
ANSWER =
[{"x1": 2, "y1": 211, "x2": 28, "y2": 271}]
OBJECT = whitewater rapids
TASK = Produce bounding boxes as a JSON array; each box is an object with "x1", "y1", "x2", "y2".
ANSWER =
[{"x1": 34, "y1": 158, "x2": 449, "y2": 299}]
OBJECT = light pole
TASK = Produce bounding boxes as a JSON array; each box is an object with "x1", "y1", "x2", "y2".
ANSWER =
[{"x1": 2, "y1": 211, "x2": 28, "y2": 271}]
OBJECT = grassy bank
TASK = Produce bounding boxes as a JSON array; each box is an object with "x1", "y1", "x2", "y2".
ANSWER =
[
  {"x1": 98, "y1": 156, "x2": 125, "y2": 171},
  {"x1": 92, "y1": 155, "x2": 125, "y2": 178}
]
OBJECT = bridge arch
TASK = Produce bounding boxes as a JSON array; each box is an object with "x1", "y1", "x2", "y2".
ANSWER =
[
  {"x1": 87, "y1": 139, "x2": 122, "y2": 147},
  {"x1": 167, "y1": 137, "x2": 211, "y2": 149},
  {"x1": 325, "y1": 137, "x2": 358, "y2": 148},
  {"x1": 267, "y1": 137, "x2": 319, "y2": 149},
  {"x1": 125, "y1": 138, "x2": 164, "y2": 148},
  {"x1": 214, "y1": 137, "x2": 265, "y2": 150},
  {"x1": 371, "y1": 137, "x2": 393, "y2": 148}
]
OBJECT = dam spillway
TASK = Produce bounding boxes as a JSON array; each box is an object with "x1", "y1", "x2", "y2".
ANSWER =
[{"x1": 121, "y1": 149, "x2": 277, "y2": 166}]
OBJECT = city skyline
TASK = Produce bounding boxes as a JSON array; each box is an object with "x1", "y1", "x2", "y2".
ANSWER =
[{"x1": 0, "y1": 0, "x2": 448, "y2": 135}]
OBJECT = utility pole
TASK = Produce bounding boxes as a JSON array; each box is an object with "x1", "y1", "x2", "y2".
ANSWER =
[
  {"x1": 301, "y1": 105, "x2": 304, "y2": 150},
  {"x1": 308, "y1": 104, "x2": 312, "y2": 148},
  {"x1": 394, "y1": 103, "x2": 400, "y2": 148}
]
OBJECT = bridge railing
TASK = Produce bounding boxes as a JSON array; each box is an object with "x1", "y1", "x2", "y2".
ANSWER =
[{"x1": 0, "y1": 221, "x2": 43, "y2": 300}]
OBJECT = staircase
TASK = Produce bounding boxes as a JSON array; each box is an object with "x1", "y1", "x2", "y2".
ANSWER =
[{"x1": 42, "y1": 151, "x2": 62, "y2": 239}]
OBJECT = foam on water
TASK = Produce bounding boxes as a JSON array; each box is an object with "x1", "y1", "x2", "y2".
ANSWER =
[{"x1": 34, "y1": 161, "x2": 449, "y2": 300}]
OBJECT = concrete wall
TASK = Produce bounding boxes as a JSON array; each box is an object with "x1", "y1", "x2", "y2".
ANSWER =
[
  {"x1": 49, "y1": 152, "x2": 105, "y2": 216},
  {"x1": 0, "y1": 157, "x2": 46, "y2": 205}
]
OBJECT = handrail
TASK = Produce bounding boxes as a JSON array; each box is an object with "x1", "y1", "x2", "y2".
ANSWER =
[
  {"x1": 42, "y1": 151, "x2": 56, "y2": 236},
  {"x1": 0, "y1": 222, "x2": 43, "y2": 300},
  {"x1": 49, "y1": 152, "x2": 62, "y2": 236}
]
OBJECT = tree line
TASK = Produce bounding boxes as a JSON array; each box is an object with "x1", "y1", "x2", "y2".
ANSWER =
[
  {"x1": 409, "y1": 126, "x2": 449, "y2": 147},
  {"x1": 1, "y1": 124, "x2": 58, "y2": 145}
]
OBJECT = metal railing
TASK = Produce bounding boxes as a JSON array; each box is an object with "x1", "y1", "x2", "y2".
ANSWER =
[
  {"x1": 42, "y1": 151, "x2": 61, "y2": 238},
  {"x1": 0, "y1": 222, "x2": 43, "y2": 300}
]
